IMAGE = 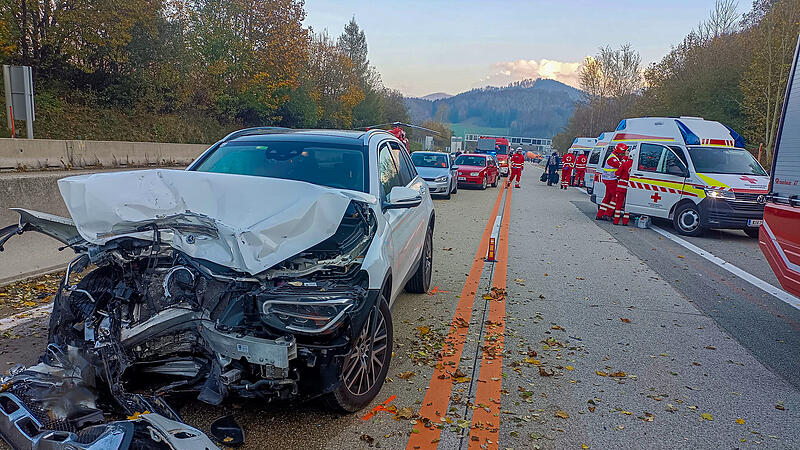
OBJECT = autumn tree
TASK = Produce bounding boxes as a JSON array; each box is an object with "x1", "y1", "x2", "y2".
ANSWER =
[{"x1": 740, "y1": 0, "x2": 800, "y2": 163}]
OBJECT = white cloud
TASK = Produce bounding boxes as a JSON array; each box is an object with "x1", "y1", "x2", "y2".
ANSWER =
[{"x1": 486, "y1": 58, "x2": 584, "y2": 88}]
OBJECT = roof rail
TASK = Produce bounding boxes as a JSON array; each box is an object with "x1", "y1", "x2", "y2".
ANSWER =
[{"x1": 220, "y1": 127, "x2": 294, "y2": 143}]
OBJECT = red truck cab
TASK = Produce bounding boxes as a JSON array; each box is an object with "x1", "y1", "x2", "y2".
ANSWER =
[
  {"x1": 476, "y1": 136, "x2": 510, "y2": 177},
  {"x1": 760, "y1": 37, "x2": 800, "y2": 298}
]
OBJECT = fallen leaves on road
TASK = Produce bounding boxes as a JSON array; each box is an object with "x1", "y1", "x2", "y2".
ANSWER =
[
  {"x1": 620, "y1": 318, "x2": 631, "y2": 323},
  {"x1": 396, "y1": 371, "x2": 416, "y2": 379},
  {"x1": 596, "y1": 371, "x2": 608, "y2": 377},
  {"x1": 0, "y1": 270, "x2": 84, "y2": 313},
  {"x1": 776, "y1": 402, "x2": 785, "y2": 411},
  {"x1": 641, "y1": 413, "x2": 654, "y2": 422},
  {"x1": 736, "y1": 418, "x2": 745, "y2": 424},
  {"x1": 701, "y1": 413, "x2": 713, "y2": 421},
  {"x1": 555, "y1": 410, "x2": 570, "y2": 419}
]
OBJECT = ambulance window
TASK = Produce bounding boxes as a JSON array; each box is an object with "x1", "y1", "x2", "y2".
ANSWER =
[
  {"x1": 589, "y1": 148, "x2": 601, "y2": 165},
  {"x1": 668, "y1": 146, "x2": 689, "y2": 166},
  {"x1": 639, "y1": 143, "x2": 687, "y2": 176},
  {"x1": 638, "y1": 143, "x2": 663, "y2": 172}
]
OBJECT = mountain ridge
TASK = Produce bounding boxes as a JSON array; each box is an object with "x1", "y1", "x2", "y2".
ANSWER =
[{"x1": 405, "y1": 78, "x2": 582, "y2": 138}]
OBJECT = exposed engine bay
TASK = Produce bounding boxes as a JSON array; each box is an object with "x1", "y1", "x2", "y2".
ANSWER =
[{"x1": 0, "y1": 192, "x2": 380, "y2": 448}]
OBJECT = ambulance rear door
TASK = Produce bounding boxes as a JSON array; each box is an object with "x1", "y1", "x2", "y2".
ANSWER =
[
  {"x1": 585, "y1": 146, "x2": 603, "y2": 192},
  {"x1": 627, "y1": 142, "x2": 689, "y2": 218}
]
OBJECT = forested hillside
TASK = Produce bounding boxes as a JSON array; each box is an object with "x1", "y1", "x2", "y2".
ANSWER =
[
  {"x1": 553, "y1": 0, "x2": 799, "y2": 166},
  {"x1": 406, "y1": 78, "x2": 581, "y2": 138},
  {"x1": 0, "y1": 2, "x2": 407, "y2": 142}
]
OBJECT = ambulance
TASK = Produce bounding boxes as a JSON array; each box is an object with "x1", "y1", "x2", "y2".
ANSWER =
[
  {"x1": 760, "y1": 36, "x2": 800, "y2": 297},
  {"x1": 591, "y1": 116, "x2": 770, "y2": 236},
  {"x1": 565, "y1": 137, "x2": 596, "y2": 187},
  {"x1": 584, "y1": 131, "x2": 615, "y2": 195}
]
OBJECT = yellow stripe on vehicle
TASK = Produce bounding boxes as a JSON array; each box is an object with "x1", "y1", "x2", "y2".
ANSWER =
[{"x1": 696, "y1": 173, "x2": 729, "y2": 188}]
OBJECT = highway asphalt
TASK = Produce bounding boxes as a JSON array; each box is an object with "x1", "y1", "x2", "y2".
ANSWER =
[{"x1": 0, "y1": 163, "x2": 797, "y2": 449}]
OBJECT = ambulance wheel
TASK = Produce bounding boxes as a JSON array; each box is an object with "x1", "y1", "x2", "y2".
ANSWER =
[
  {"x1": 743, "y1": 228, "x2": 759, "y2": 239},
  {"x1": 673, "y1": 203, "x2": 704, "y2": 237}
]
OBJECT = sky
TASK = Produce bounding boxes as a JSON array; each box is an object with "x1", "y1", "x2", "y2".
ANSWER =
[{"x1": 304, "y1": 0, "x2": 750, "y2": 97}]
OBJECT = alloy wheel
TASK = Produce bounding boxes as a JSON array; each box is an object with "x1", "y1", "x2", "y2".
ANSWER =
[{"x1": 341, "y1": 307, "x2": 389, "y2": 396}]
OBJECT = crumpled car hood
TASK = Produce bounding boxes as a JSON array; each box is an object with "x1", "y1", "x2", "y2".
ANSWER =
[{"x1": 58, "y1": 169, "x2": 376, "y2": 275}]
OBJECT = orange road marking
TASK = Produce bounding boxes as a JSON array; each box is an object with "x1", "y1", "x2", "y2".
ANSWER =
[
  {"x1": 362, "y1": 395, "x2": 397, "y2": 421},
  {"x1": 468, "y1": 187, "x2": 512, "y2": 449},
  {"x1": 406, "y1": 184, "x2": 507, "y2": 450}
]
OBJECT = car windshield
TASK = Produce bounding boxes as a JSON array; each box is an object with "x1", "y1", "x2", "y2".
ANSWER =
[
  {"x1": 455, "y1": 155, "x2": 486, "y2": 167},
  {"x1": 411, "y1": 152, "x2": 449, "y2": 168},
  {"x1": 192, "y1": 140, "x2": 368, "y2": 192},
  {"x1": 687, "y1": 147, "x2": 767, "y2": 176}
]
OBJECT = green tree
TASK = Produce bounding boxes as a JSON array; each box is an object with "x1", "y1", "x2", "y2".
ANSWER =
[{"x1": 337, "y1": 16, "x2": 369, "y2": 82}]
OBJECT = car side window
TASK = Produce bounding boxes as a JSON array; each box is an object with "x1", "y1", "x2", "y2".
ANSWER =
[
  {"x1": 379, "y1": 143, "x2": 403, "y2": 201},
  {"x1": 389, "y1": 142, "x2": 415, "y2": 185},
  {"x1": 589, "y1": 148, "x2": 601, "y2": 165}
]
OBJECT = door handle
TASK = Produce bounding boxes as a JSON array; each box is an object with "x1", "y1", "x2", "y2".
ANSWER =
[{"x1": 633, "y1": 173, "x2": 643, "y2": 177}]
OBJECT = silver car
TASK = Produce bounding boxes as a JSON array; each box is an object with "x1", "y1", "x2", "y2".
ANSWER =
[{"x1": 411, "y1": 151, "x2": 458, "y2": 199}]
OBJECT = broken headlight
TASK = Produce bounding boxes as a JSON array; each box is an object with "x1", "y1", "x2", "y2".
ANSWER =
[{"x1": 261, "y1": 294, "x2": 357, "y2": 335}]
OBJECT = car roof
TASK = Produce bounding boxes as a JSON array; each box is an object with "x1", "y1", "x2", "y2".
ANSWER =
[
  {"x1": 223, "y1": 128, "x2": 392, "y2": 145},
  {"x1": 458, "y1": 153, "x2": 487, "y2": 157},
  {"x1": 413, "y1": 151, "x2": 448, "y2": 156}
]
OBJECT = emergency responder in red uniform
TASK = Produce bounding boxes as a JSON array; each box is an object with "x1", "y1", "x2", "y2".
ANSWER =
[
  {"x1": 560, "y1": 151, "x2": 575, "y2": 189},
  {"x1": 574, "y1": 151, "x2": 588, "y2": 187},
  {"x1": 613, "y1": 149, "x2": 634, "y2": 225},
  {"x1": 508, "y1": 148, "x2": 525, "y2": 188},
  {"x1": 389, "y1": 126, "x2": 410, "y2": 149},
  {"x1": 595, "y1": 143, "x2": 626, "y2": 220}
]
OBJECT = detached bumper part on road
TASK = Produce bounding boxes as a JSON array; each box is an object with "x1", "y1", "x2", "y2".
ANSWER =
[{"x1": 698, "y1": 196, "x2": 765, "y2": 229}]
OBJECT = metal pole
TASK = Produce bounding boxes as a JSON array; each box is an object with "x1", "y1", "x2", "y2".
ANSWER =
[
  {"x1": 8, "y1": 106, "x2": 14, "y2": 138},
  {"x1": 2, "y1": 65, "x2": 11, "y2": 132}
]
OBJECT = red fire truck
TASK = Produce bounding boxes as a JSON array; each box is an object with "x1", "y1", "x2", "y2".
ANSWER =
[
  {"x1": 760, "y1": 36, "x2": 800, "y2": 298},
  {"x1": 476, "y1": 136, "x2": 511, "y2": 177}
]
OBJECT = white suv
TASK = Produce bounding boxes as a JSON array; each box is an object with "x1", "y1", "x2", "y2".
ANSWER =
[{"x1": 0, "y1": 128, "x2": 435, "y2": 447}]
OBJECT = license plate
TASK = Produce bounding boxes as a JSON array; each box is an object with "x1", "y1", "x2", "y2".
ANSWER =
[
  {"x1": 747, "y1": 219, "x2": 763, "y2": 227},
  {"x1": 458, "y1": 177, "x2": 466, "y2": 181}
]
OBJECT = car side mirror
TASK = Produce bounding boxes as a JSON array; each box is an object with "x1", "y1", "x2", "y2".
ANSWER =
[
  {"x1": 451, "y1": 165, "x2": 459, "y2": 170},
  {"x1": 385, "y1": 186, "x2": 422, "y2": 209}
]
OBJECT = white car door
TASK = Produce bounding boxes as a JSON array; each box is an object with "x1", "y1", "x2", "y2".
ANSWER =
[
  {"x1": 627, "y1": 143, "x2": 689, "y2": 218},
  {"x1": 390, "y1": 142, "x2": 427, "y2": 287},
  {"x1": 378, "y1": 142, "x2": 416, "y2": 299}
]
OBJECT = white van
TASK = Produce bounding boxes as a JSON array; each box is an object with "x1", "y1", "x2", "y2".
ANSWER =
[
  {"x1": 591, "y1": 117, "x2": 769, "y2": 237},
  {"x1": 584, "y1": 131, "x2": 615, "y2": 195}
]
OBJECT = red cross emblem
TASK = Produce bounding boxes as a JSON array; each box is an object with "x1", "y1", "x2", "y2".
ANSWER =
[
  {"x1": 740, "y1": 175, "x2": 757, "y2": 184},
  {"x1": 651, "y1": 192, "x2": 662, "y2": 203}
]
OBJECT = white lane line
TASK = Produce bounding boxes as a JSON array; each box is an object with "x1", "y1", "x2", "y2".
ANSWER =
[
  {"x1": 572, "y1": 187, "x2": 588, "y2": 195},
  {"x1": 651, "y1": 225, "x2": 800, "y2": 309},
  {"x1": 0, "y1": 304, "x2": 53, "y2": 331}
]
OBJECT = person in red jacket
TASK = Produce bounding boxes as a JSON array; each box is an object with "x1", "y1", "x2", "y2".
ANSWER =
[
  {"x1": 613, "y1": 150, "x2": 634, "y2": 225},
  {"x1": 560, "y1": 151, "x2": 575, "y2": 190},
  {"x1": 574, "y1": 151, "x2": 588, "y2": 187},
  {"x1": 595, "y1": 143, "x2": 626, "y2": 220},
  {"x1": 508, "y1": 148, "x2": 525, "y2": 188}
]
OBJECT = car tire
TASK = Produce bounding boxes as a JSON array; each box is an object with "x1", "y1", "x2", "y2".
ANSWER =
[
  {"x1": 673, "y1": 203, "x2": 705, "y2": 237},
  {"x1": 325, "y1": 295, "x2": 393, "y2": 413},
  {"x1": 443, "y1": 190, "x2": 451, "y2": 200},
  {"x1": 743, "y1": 228, "x2": 759, "y2": 238},
  {"x1": 480, "y1": 177, "x2": 487, "y2": 190},
  {"x1": 491, "y1": 176, "x2": 498, "y2": 187},
  {"x1": 405, "y1": 225, "x2": 433, "y2": 294},
  {"x1": 452, "y1": 181, "x2": 458, "y2": 194}
]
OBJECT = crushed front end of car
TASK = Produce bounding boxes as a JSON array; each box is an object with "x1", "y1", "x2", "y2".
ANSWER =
[{"x1": 0, "y1": 169, "x2": 385, "y2": 448}]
